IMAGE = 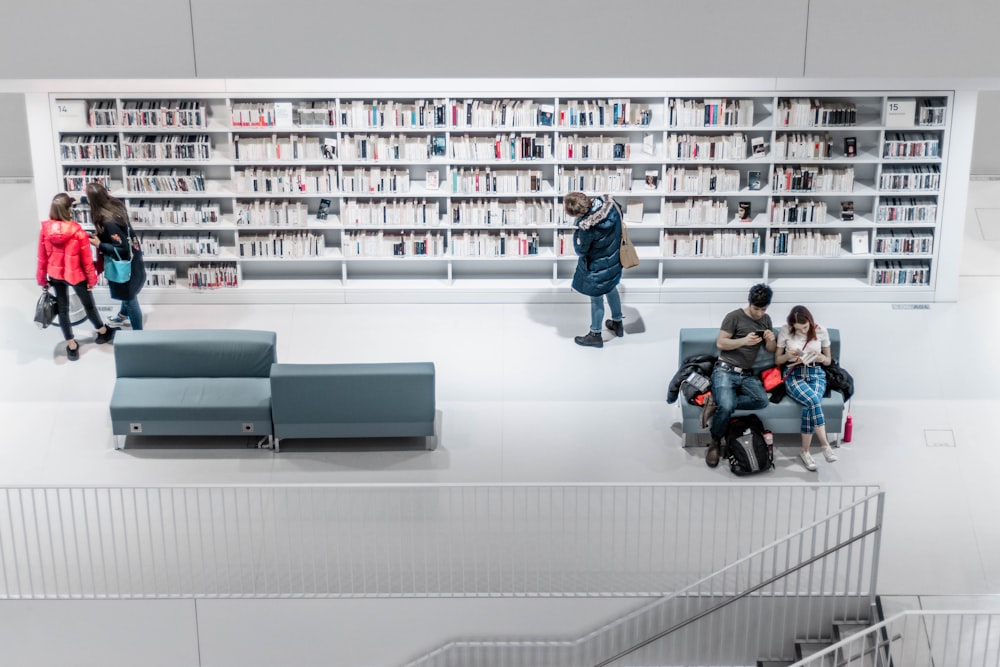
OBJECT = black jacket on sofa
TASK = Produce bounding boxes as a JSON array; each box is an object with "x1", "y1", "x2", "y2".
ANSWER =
[{"x1": 667, "y1": 354, "x2": 717, "y2": 405}]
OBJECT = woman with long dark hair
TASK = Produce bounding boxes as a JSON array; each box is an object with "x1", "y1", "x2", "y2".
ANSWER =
[
  {"x1": 775, "y1": 305, "x2": 839, "y2": 471},
  {"x1": 36, "y1": 192, "x2": 117, "y2": 360},
  {"x1": 86, "y1": 181, "x2": 146, "y2": 329}
]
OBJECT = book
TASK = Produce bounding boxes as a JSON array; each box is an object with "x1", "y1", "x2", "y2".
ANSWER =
[
  {"x1": 644, "y1": 170, "x2": 659, "y2": 189},
  {"x1": 430, "y1": 135, "x2": 446, "y2": 157},
  {"x1": 751, "y1": 136, "x2": 766, "y2": 157},
  {"x1": 852, "y1": 230, "x2": 869, "y2": 254},
  {"x1": 642, "y1": 133, "x2": 655, "y2": 155},
  {"x1": 425, "y1": 169, "x2": 440, "y2": 190},
  {"x1": 738, "y1": 201, "x2": 751, "y2": 221},
  {"x1": 844, "y1": 136, "x2": 857, "y2": 158},
  {"x1": 316, "y1": 198, "x2": 331, "y2": 221},
  {"x1": 841, "y1": 200, "x2": 855, "y2": 221},
  {"x1": 748, "y1": 171, "x2": 762, "y2": 191},
  {"x1": 538, "y1": 104, "x2": 554, "y2": 126},
  {"x1": 322, "y1": 138, "x2": 336, "y2": 160},
  {"x1": 273, "y1": 102, "x2": 294, "y2": 127},
  {"x1": 625, "y1": 200, "x2": 644, "y2": 223}
]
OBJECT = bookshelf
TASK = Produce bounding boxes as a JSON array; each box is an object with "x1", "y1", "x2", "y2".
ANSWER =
[{"x1": 42, "y1": 88, "x2": 957, "y2": 303}]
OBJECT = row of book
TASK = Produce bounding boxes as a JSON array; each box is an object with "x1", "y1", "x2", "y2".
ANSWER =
[
  {"x1": 123, "y1": 135, "x2": 212, "y2": 161},
  {"x1": 63, "y1": 168, "x2": 112, "y2": 193},
  {"x1": 772, "y1": 134, "x2": 837, "y2": 160},
  {"x1": 141, "y1": 234, "x2": 220, "y2": 257},
  {"x1": 60, "y1": 136, "x2": 120, "y2": 161},
  {"x1": 870, "y1": 261, "x2": 930, "y2": 285},
  {"x1": 238, "y1": 232, "x2": 326, "y2": 258},
  {"x1": 125, "y1": 168, "x2": 206, "y2": 193},
  {"x1": 453, "y1": 168, "x2": 544, "y2": 194},
  {"x1": 449, "y1": 134, "x2": 551, "y2": 161},
  {"x1": 666, "y1": 133, "x2": 750, "y2": 161},
  {"x1": 661, "y1": 199, "x2": 730, "y2": 225},
  {"x1": 449, "y1": 100, "x2": 553, "y2": 128},
  {"x1": 341, "y1": 168, "x2": 410, "y2": 194},
  {"x1": 771, "y1": 166, "x2": 855, "y2": 193},
  {"x1": 450, "y1": 231, "x2": 541, "y2": 257},
  {"x1": 558, "y1": 100, "x2": 652, "y2": 128},
  {"x1": 663, "y1": 167, "x2": 742, "y2": 194},
  {"x1": 882, "y1": 133, "x2": 941, "y2": 159},
  {"x1": 236, "y1": 201, "x2": 310, "y2": 226},
  {"x1": 668, "y1": 99, "x2": 754, "y2": 129},
  {"x1": 878, "y1": 166, "x2": 941, "y2": 191},
  {"x1": 343, "y1": 200, "x2": 440, "y2": 226},
  {"x1": 120, "y1": 101, "x2": 206, "y2": 129},
  {"x1": 235, "y1": 135, "x2": 335, "y2": 161},
  {"x1": 339, "y1": 134, "x2": 443, "y2": 161},
  {"x1": 129, "y1": 201, "x2": 222, "y2": 226},
  {"x1": 187, "y1": 263, "x2": 239, "y2": 289},
  {"x1": 343, "y1": 231, "x2": 447, "y2": 257},
  {"x1": 234, "y1": 167, "x2": 339, "y2": 194},
  {"x1": 450, "y1": 200, "x2": 554, "y2": 226},
  {"x1": 662, "y1": 231, "x2": 761, "y2": 257},
  {"x1": 559, "y1": 168, "x2": 633, "y2": 193},
  {"x1": 342, "y1": 100, "x2": 449, "y2": 129},
  {"x1": 777, "y1": 99, "x2": 858, "y2": 128},
  {"x1": 142, "y1": 265, "x2": 178, "y2": 288},
  {"x1": 875, "y1": 199, "x2": 938, "y2": 222},
  {"x1": 873, "y1": 232, "x2": 934, "y2": 255},
  {"x1": 768, "y1": 231, "x2": 842, "y2": 257},
  {"x1": 770, "y1": 199, "x2": 829, "y2": 224}
]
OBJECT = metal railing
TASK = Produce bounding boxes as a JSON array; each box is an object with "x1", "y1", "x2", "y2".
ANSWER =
[
  {"x1": 0, "y1": 483, "x2": 878, "y2": 600},
  {"x1": 790, "y1": 610, "x2": 1000, "y2": 666},
  {"x1": 404, "y1": 488, "x2": 884, "y2": 666}
]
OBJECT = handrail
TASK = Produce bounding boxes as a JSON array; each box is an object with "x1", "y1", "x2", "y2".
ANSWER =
[
  {"x1": 789, "y1": 610, "x2": 1000, "y2": 667},
  {"x1": 594, "y1": 523, "x2": 881, "y2": 667},
  {"x1": 405, "y1": 489, "x2": 884, "y2": 666}
]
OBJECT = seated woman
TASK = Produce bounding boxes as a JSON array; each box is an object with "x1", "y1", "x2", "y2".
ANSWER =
[{"x1": 775, "y1": 305, "x2": 839, "y2": 471}]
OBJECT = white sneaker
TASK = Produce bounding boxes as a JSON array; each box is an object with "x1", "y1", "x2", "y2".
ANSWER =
[
  {"x1": 822, "y1": 447, "x2": 839, "y2": 462},
  {"x1": 800, "y1": 451, "x2": 817, "y2": 471}
]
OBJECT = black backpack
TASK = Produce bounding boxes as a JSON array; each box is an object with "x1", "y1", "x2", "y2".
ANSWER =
[{"x1": 725, "y1": 414, "x2": 774, "y2": 476}]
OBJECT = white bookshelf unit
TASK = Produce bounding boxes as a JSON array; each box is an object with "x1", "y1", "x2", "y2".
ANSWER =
[{"x1": 36, "y1": 82, "x2": 967, "y2": 304}]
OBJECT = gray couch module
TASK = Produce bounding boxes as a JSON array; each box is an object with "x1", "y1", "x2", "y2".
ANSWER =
[
  {"x1": 678, "y1": 327, "x2": 844, "y2": 444},
  {"x1": 110, "y1": 329, "x2": 276, "y2": 449},
  {"x1": 269, "y1": 362, "x2": 436, "y2": 451}
]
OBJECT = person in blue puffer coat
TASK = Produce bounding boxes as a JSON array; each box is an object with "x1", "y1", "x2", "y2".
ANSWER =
[{"x1": 565, "y1": 192, "x2": 624, "y2": 348}]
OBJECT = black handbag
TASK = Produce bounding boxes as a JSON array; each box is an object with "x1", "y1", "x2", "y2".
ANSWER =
[{"x1": 34, "y1": 288, "x2": 58, "y2": 329}]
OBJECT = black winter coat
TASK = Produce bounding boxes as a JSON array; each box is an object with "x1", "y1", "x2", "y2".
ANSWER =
[
  {"x1": 667, "y1": 354, "x2": 717, "y2": 404},
  {"x1": 97, "y1": 219, "x2": 146, "y2": 301},
  {"x1": 571, "y1": 196, "x2": 622, "y2": 297}
]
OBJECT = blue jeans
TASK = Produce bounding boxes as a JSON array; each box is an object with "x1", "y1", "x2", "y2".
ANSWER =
[
  {"x1": 589, "y1": 287, "x2": 622, "y2": 333},
  {"x1": 709, "y1": 366, "x2": 769, "y2": 442},
  {"x1": 117, "y1": 297, "x2": 144, "y2": 330}
]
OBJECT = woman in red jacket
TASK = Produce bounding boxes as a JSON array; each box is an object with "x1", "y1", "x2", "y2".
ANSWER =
[{"x1": 36, "y1": 193, "x2": 117, "y2": 361}]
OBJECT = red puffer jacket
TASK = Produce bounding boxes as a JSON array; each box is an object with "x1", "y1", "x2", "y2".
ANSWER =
[{"x1": 36, "y1": 219, "x2": 98, "y2": 288}]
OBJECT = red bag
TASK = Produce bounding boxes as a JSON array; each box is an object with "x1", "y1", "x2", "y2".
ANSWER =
[{"x1": 760, "y1": 366, "x2": 784, "y2": 391}]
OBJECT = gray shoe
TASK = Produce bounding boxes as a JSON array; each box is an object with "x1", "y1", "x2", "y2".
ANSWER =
[{"x1": 574, "y1": 332, "x2": 604, "y2": 348}]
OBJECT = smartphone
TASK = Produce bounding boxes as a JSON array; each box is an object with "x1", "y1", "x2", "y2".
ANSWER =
[{"x1": 753, "y1": 330, "x2": 766, "y2": 338}]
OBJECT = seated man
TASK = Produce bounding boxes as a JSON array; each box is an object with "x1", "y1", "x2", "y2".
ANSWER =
[{"x1": 705, "y1": 283, "x2": 777, "y2": 467}]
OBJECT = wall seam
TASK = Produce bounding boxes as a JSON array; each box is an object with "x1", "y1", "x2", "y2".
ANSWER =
[{"x1": 188, "y1": 0, "x2": 199, "y2": 78}]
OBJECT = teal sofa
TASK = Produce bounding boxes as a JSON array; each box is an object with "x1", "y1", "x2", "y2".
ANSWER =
[
  {"x1": 269, "y1": 362, "x2": 437, "y2": 451},
  {"x1": 109, "y1": 329, "x2": 276, "y2": 449},
  {"x1": 678, "y1": 327, "x2": 845, "y2": 444}
]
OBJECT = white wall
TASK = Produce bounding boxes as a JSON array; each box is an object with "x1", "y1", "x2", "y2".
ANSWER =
[{"x1": 0, "y1": 94, "x2": 30, "y2": 178}]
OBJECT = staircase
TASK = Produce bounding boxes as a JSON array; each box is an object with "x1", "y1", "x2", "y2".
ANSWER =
[{"x1": 758, "y1": 619, "x2": 881, "y2": 666}]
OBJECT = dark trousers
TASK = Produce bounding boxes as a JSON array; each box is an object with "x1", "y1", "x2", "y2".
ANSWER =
[{"x1": 48, "y1": 279, "x2": 104, "y2": 341}]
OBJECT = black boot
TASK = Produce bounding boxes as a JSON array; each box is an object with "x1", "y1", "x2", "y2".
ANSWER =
[
  {"x1": 95, "y1": 326, "x2": 119, "y2": 345},
  {"x1": 605, "y1": 319, "x2": 624, "y2": 337},
  {"x1": 574, "y1": 332, "x2": 604, "y2": 348}
]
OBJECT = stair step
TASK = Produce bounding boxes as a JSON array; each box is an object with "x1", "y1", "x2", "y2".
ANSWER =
[
  {"x1": 795, "y1": 641, "x2": 836, "y2": 664},
  {"x1": 757, "y1": 661, "x2": 795, "y2": 667},
  {"x1": 834, "y1": 621, "x2": 872, "y2": 641}
]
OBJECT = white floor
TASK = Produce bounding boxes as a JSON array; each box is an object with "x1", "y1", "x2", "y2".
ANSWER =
[{"x1": 3, "y1": 180, "x2": 1000, "y2": 608}]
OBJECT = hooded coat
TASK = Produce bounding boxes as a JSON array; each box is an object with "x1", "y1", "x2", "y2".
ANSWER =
[
  {"x1": 666, "y1": 354, "x2": 718, "y2": 405},
  {"x1": 36, "y1": 219, "x2": 98, "y2": 288},
  {"x1": 571, "y1": 196, "x2": 623, "y2": 297}
]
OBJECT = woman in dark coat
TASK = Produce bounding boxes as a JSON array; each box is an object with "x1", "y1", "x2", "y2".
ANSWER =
[
  {"x1": 565, "y1": 191, "x2": 624, "y2": 348},
  {"x1": 86, "y1": 182, "x2": 146, "y2": 329}
]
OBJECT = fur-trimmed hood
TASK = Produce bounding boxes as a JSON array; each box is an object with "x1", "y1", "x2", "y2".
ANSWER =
[{"x1": 576, "y1": 196, "x2": 615, "y2": 230}]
